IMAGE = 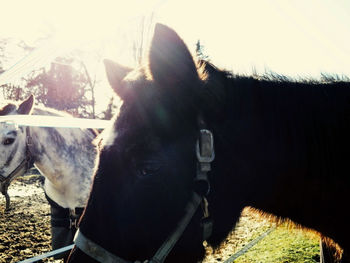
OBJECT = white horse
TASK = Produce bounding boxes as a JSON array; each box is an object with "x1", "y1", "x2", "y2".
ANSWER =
[
  {"x1": 0, "y1": 95, "x2": 99, "y2": 209},
  {"x1": 0, "y1": 95, "x2": 99, "y2": 258}
]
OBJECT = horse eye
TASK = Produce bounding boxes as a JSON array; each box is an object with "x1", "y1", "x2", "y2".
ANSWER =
[
  {"x1": 141, "y1": 169, "x2": 149, "y2": 176},
  {"x1": 3, "y1": 138, "x2": 15, "y2": 145},
  {"x1": 138, "y1": 162, "x2": 161, "y2": 177}
]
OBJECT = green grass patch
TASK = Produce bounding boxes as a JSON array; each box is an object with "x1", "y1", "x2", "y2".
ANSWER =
[{"x1": 234, "y1": 224, "x2": 320, "y2": 263}]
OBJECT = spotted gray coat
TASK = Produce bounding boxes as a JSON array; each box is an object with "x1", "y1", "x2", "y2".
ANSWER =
[{"x1": 0, "y1": 96, "x2": 99, "y2": 209}]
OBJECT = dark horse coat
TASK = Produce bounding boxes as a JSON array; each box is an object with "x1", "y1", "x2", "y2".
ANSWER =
[{"x1": 68, "y1": 24, "x2": 350, "y2": 262}]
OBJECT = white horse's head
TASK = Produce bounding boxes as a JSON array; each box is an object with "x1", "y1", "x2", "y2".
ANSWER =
[{"x1": 0, "y1": 95, "x2": 34, "y2": 183}]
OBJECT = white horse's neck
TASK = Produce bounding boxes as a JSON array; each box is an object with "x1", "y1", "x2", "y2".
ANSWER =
[{"x1": 28, "y1": 108, "x2": 98, "y2": 209}]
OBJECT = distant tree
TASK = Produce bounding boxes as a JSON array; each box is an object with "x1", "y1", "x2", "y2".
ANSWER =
[
  {"x1": 67, "y1": 48, "x2": 108, "y2": 119},
  {"x1": 1, "y1": 83, "x2": 24, "y2": 101},
  {"x1": 0, "y1": 38, "x2": 6, "y2": 73},
  {"x1": 0, "y1": 39, "x2": 6, "y2": 99},
  {"x1": 0, "y1": 34, "x2": 99, "y2": 119},
  {"x1": 0, "y1": 38, "x2": 37, "y2": 101},
  {"x1": 25, "y1": 57, "x2": 93, "y2": 117},
  {"x1": 132, "y1": 14, "x2": 154, "y2": 66},
  {"x1": 80, "y1": 61, "x2": 96, "y2": 118},
  {"x1": 195, "y1": 40, "x2": 209, "y2": 61},
  {"x1": 99, "y1": 96, "x2": 119, "y2": 120},
  {"x1": 0, "y1": 38, "x2": 28, "y2": 100}
]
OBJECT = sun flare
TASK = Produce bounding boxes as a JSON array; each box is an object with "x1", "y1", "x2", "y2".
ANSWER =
[{"x1": 1, "y1": 0, "x2": 350, "y2": 111}]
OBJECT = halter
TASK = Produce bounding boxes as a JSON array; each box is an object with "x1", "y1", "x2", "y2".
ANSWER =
[
  {"x1": 74, "y1": 122, "x2": 215, "y2": 263},
  {"x1": 0, "y1": 126, "x2": 34, "y2": 210}
]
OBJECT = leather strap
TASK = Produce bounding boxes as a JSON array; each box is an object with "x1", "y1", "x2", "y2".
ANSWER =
[{"x1": 74, "y1": 230, "x2": 131, "y2": 263}]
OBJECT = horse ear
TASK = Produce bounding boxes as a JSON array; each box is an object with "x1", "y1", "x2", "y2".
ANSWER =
[
  {"x1": 149, "y1": 24, "x2": 199, "y2": 88},
  {"x1": 17, "y1": 95, "x2": 34, "y2": 115},
  {"x1": 104, "y1": 59, "x2": 132, "y2": 98}
]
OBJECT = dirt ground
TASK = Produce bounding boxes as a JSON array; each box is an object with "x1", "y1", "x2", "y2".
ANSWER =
[
  {"x1": 0, "y1": 175, "x2": 57, "y2": 263},
  {"x1": 0, "y1": 175, "x2": 275, "y2": 263}
]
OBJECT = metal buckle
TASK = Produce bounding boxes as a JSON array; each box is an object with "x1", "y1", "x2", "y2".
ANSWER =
[
  {"x1": 200, "y1": 198, "x2": 213, "y2": 240},
  {"x1": 70, "y1": 218, "x2": 78, "y2": 229},
  {"x1": 201, "y1": 217, "x2": 213, "y2": 241},
  {"x1": 26, "y1": 135, "x2": 33, "y2": 146},
  {"x1": 201, "y1": 197, "x2": 210, "y2": 218},
  {"x1": 195, "y1": 129, "x2": 214, "y2": 195},
  {"x1": 196, "y1": 129, "x2": 215, "y2": 163},
  {"x1": 70, "y1": 209, "x2": 78, "y2": 229}
]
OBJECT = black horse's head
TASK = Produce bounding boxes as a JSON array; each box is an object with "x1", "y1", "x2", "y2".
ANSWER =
[
  {"x1": 69, "y1": 22, "x2": 350, "y2": 263},
  {"x1": 71, "y1": 24, "x2": 220, "y2": 263}
]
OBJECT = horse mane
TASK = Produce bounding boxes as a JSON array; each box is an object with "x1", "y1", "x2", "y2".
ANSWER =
[
  {"x1": 200, "y1": 59, "x2": 350, "y2": 85},
  {"x1": 199, "y1": 60, "x2": 350, "y2": 123}
]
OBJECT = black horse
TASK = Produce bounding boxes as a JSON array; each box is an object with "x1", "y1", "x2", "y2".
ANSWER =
[{"x1": 68, "y1": 24, "x2": 350, "y2": 262}]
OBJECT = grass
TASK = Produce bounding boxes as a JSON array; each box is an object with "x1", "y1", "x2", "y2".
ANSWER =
[
  {"x1": 234, "y1": 224, "x2": 320, "y2": 263},
  {"x1": 204, "y1": 208, "x2": 322, "y2": 263}
]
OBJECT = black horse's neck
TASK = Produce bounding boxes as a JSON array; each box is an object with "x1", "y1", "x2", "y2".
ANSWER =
[{"x1": 205, "y1": 69, "x2": 350, "y2": 253}]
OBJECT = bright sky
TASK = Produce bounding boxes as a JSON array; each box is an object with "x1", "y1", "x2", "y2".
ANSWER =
[
  {"x1": 1, "y1": 0, "x2": 350, "y2": 106},
  {"x1": 157, "y1": 0, "x2": 350, "y2": 77}
]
